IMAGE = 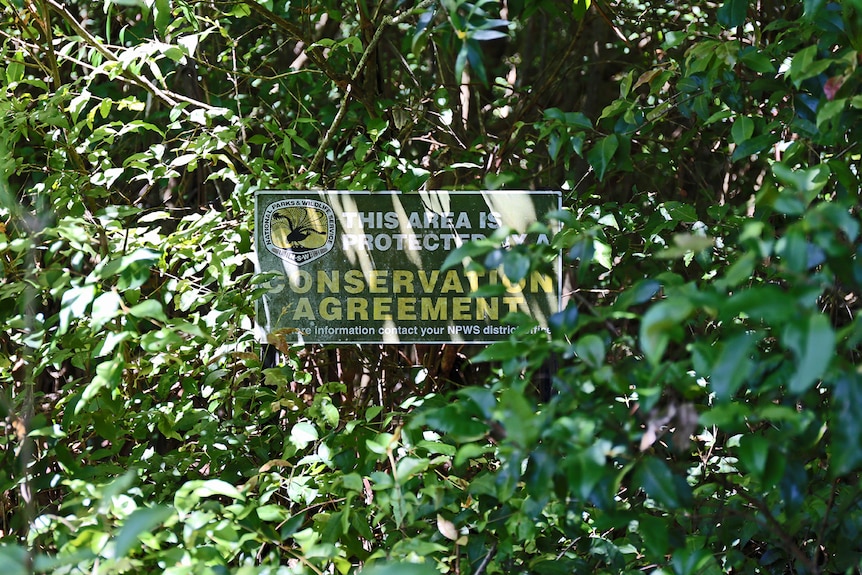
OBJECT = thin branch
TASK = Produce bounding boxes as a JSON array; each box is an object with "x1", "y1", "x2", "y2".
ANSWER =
[
  {"x1": 488, "y1": 16, "x2": 586, "y2": 173},
  {"x1": 44, "y1": 0, "x2": 222, "y2": 113},
  {"x1": 728, "y1": 481, "x2": 820, "y2": 574},
  {"x1": 239, "y1": 0, "x2": 347, "y2": 87},
  {"x1": 474, "y1": 542, "x2": 497, "y2": 575},
  {"x1": 308, "y1": 0, "x2": 436, "y2": 174}
]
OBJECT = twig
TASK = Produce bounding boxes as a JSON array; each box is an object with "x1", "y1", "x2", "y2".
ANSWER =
[
  {"x1": 308, "y1": 0, "x2": 436, "y2": 173},
  {"x1": 726, "y1": 480, "x2": 820, "y2": 574},
  {"x1": 474, "y1": 542, "x2": 497, "y2": 575},
  {"x1": 44, "y1": 0, "x2": 253, "y2": 177},
  {"x1": 240, "y1": 0, "x2": 345, "y2": 85}
]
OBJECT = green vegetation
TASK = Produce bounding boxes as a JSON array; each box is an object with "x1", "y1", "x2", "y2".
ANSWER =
[{"x1": 2, "y1": 0, "x2": 862, "y2": 573}]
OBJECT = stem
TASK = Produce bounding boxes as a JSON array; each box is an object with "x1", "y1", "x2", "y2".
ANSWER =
[
  {"x1": 474, "y1": 542, "x2": 497, "y2": 575},
  {"x1": 308, "y1": 0, "x2": 436, "y2": 174}
]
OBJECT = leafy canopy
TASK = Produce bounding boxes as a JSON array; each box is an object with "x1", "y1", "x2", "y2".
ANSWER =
[{"x1": 2, "y1": 0, "x2": 862, "y2": 573}]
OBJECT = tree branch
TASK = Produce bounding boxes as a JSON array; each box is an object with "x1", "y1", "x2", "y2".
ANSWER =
[
  {"x1": 240, "y1": 0, "x2": 348, "y2": 87},
  {"x1": 308, "y1": 0, "x2": 436, "y2": 174}
]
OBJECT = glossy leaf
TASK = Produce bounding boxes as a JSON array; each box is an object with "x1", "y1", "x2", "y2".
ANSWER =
[
  {"x1": 783, "y1": 313, "x2": 835, "y2": 394},
  {"x1": 113, "y1": 506, "x2": 174, "y2": 558},
  {"x1": 830, "y1": 375, "x2": 862, "y2": 476},
  {"x1": 640, "y1": 299, "x2": 693, "y2": 365},
  {"x1": 587, "y1": 134, "x2": 619, "y2": 181},
  {"x1": 634, "y1": 457, "x2": 692, "y2": 509}
]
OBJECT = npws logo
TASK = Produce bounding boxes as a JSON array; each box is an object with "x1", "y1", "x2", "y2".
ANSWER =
[{"x1": 263, "y1": 199, "x2": 336, "y2": 265}]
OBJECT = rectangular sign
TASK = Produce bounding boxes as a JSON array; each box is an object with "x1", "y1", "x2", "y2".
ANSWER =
[{"x1": 254, "y1": 190, "x2": 561, "y2": 344}]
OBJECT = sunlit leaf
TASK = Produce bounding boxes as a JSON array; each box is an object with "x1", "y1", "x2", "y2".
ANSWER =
[{"x1": 113, "y1": 506, "x2": 174, "y2": 558}]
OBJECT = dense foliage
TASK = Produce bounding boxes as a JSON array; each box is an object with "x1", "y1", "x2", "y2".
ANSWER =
[{"x1": 2, "y1": 0, "x2": 862, "y2": 573}]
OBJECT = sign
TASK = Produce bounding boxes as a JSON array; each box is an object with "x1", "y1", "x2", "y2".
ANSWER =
[{"x1": 255, "y1": 190, "x2": 561, "y2": 344}]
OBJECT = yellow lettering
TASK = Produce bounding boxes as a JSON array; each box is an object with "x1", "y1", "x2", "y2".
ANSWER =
[
  {"x1": 344, "y1": 270, "x2": 365, "y2": 294},
  {"x1": 373, "y1": 297, "x2": 392, "y2": 320},
  {"x1": 397, "y1": 297, "x2": 417, "y2": 320},
  {"x1": 465, "y1": 270, "x2": 484, "y2": 291},
  {"x1": 320, "y1": 297, "x2": 341, "y2": 320},
  {"x1": 421, "y1": 297, "x2": 447, "y2": 320},
  {"x1": 291, "y1": 270, "x2": 313, "y2": 294},
  {"x1": 369, "y1": 270, "x2": 388, "y2": 294},
  {"x1": 503, "y1": 274, "x2": 525, "y2": 294},
  {"x1": 293, "y1": 298, "x2": 314, "y2": 320},
  {"x1": 393, "y1": 270, "x2": 414, "y2": 294},
  {"x1": 475, "y1": 297, "x2": 498, "y2": 320},
  {"x1": 530, "y1": 272, "x2": 554, "y2": 294},
  {"x1": 452, "y1": 297, "x2": 471, "y2": 320},
  {"x1": 347, "y1": 297, "x2": 368, "y2": 320},
  {"x1": 318, "y1": 271, "x2": 339, "y2": 293},
  {"x1": 503, "y1": 296, "x2": 523, "y2": 313},
  {"x1": 440, "y1": 270, "x2": 464, "y2": 294},
  {"x1": 418, "y1": 270, "x2": 439, "y2": 292},
  {"x1": 268, "y1": 272, "x2": 287, "y2": 295}
]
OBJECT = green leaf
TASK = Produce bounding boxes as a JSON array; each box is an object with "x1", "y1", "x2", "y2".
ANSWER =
[
  {"x1": 788, "y1": 45, "x2": 831, "y2": 87},
  {"x1": 614, "y1": 279, "x2": 661, "y2": 310},
  {"x1": 78, "y1": 357, "x2": 125, "y2": 412},
  {"x1": 113, "y1": 506, "x2": 174, "y2": 558},
  {"x1": 454, "y1": 42, "x2": 469, "y2": 84},
  {"x1": 0, "y1": 545, "x2": 28, "y2": 575},
  {"x1": 817, "y1": 98, "x2": 846, "y2": 128},
  {"x1": 639, "y1": 298, "x2": 693, "y2": 365},
  {"x1": 738, "y1": 435, "x2": 769, "y2": 480},
  {"x1": 731, "y1": 116, "x2": 754, "y2": 144},
  {"x1": 771, "y1": 163, "x2": 830, "y2": 215},
  {"x1": 460, "y1": 387, "x2": 496, "y2": 419},
  {"x1": 660, "y1": 201, "x2": 699, "y2": 223},
  {"x1": 783, "y1": 313, "x2": 835, "y2": 394},
  {"x1": 59, "y1": 284, "x2": 97, "y2": 334},
  {"x1": 639, "y1": 515, "x2": 670, "y2": 561},
  {"x1": 548, "y1": 300, "x2": 579, "y2": 338},
  {"x1": 441, "y1": 238, "x2": 498, "y2": 271},
  {"x1": 471, "y1": 29, "x2": 508, "y2": 41},
  {"x1": 572, "y1": 0, "x2": 591, "y2": 19},
  {"x1": 154, "y1": 0, "x2": 171, "y2": 37},
  {"x1": 174, "y1": 479, "x2": 245, "y2": 514},
  {"x1": 290, "y1": 422, "x2": 319, "y2": 449},
  {"x1": 465, "y1": 38, "x2": 488, "y2": 84},
  {"x1": 140, "y1": 328, "x2": 183, "y2": 352},
  {"x1": 587, "y1": 134, "x2": 619, "y2": 181},
  {"x1": 395, "y1": 457, "x2": 429, "y2": 483},
  {"x1": 593, "y1": 238, "x2": 613, "y2": 269},
  {"x1": 710, "y1": 332, "x2": 757, "y2": 401},
  {"x1": 721, "y1": 285, "x2": 796, "y2": 324},
  {"x1": 502, "y1": 250, "x2": 530, "y2": 283},
  {"x1": 420, "y1": 405, "x2": 487, "y2": 442},
  {"x1": 6, "y1": 59, "x2": 24, "y2": 85},
  {"x1": 731, "y1": 133, "x2": 779, "y2": 162},
  {"x1": 366, "y1": 117, "x2": 389, "y2": 143},
  {"x1": 567, "y1": 442, "x2": 607, "y2": 499},
  {"x1": 360, "y1": 563, "x2": 440, "y2": 575},
  {"x1": 634, "y1": 456, "x2": 691, "y2": 509},
  {"x1": 739, "y1": 435, "x2": 785, "y2": 487},
  {"x1": 257, "y1": 504, "x2": 289, "y2": 522},
  {"x1": 471, "y1": 340, "x2": 520, "y2": 363},
  {"x1": 830, "y1": 374, "x2": 862, "y2": 476},
  {"x1": 740, "y1": 49, "x2": 775, "y2": 73},
  {"x1": 671, "y1": 546, "x2": 713, "y2": 575},
  {"x1": 128, "y1": 299, "x2": 168, "y2": 323},
  {"x1": 575, "y1": 334, "x2": 605, "y2": 368},
  {"x1": 717, "y1": 0, "x2": 749, "y2": 28}
]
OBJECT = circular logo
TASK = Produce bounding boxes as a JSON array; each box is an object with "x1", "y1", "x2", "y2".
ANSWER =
[{"x1": 263, "y1": 199, "x2": 336, "y2": 265}]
